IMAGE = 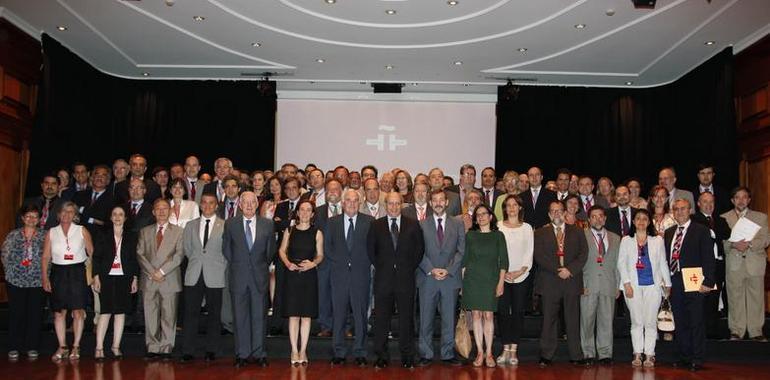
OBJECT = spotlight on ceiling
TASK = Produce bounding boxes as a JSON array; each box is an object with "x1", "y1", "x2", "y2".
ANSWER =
[{"x1": 630, "y1": 0, "x2": 656, "y2": 9}]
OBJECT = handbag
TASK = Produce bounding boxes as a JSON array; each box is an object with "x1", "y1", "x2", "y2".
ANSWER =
[
  {"x1": 657, "y1": 292, "x2": 675, "y2": 332},
  {"x1": 454, "y1": 309, "x2": 472, "y2": 359}
]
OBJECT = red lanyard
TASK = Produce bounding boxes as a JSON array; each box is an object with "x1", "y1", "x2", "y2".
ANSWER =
[
  {"x1": 21, "y1": 234, "x2": 33, "y2": 267},
  {"x1": 592, "y1": 232, "x2": 605, "y2": 264},
  {"x1": 636, "y1": 241, "x2": 646, "y2": 269}
]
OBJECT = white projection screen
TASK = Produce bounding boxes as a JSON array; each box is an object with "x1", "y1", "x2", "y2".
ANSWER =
[{"x1": 276, "y1": 99, "x2": 496, "y2": 179}]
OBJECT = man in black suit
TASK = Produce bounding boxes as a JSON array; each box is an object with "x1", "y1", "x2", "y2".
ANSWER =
[
  {"x1": 368, "y1": 192, "x2": 425, "y2": 369},
  {"x1": 73, "y1": 164, "x2": 114, "y2": 235},
  {"x1": 479, "y1": 167, "x2": 502, "y2": 207},
  {"x1": 693, "y1": 163, "x2": 731, "y2": 215},
  {"x1": 311, "y1": 179, "x2": 343, "y2": 337},
  {"x1": 125, "y1": 178, "x2": 156, "y2": 233},
  {"x1": 692, "y1": 192, "x2": 731, "y2": 338},
  {"x1": 202, "y1": 157, "x2": 234, "y2": 202},
  {"x1": 108, "y1": 158, "x2": 129, "y2": 200},
  {"x1": 216, "y1": 175, "x2": 242, "y2": 221},
  {"x1": 115, "y1": 154, "x2": 162, "y2": 204},
  {"x1": 533, "y1": 201, "x2": 588, "y2": 367},
  {"x1": 576, "y1": 176, "x2": 609, "y2": 221},
  {"x1": 325, "y1": 189, "x2": 374, "y2": 365},
  {"x1": 71, "y1": 162, "x2": 91, "y2": 193},
  {"x1": 604, "y1": 185, "x2": 636, "y2": 237},
  {"x1": 520, "y1": 167, "x2": 557, "y2": 229},
  {"x1": 19, "y1": 173, "x2": 64, "y2": 230},
  {"x1": 665, "y1": 199, "x2": 716, "y2": 372},
  {"x1": 554, "y1": 168, "x2": 572, "y2": 201}
]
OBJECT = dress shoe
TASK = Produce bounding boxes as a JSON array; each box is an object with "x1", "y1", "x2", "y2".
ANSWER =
[
  {"x1": 317, "y1": 329, "x2": 332, "y2": 338},
  {"x1": 570, "y1": 359, "x2": 587, "y2": 366},
  {"x1": 402, "y1": 358, "x2": 414, "y2": 368},
  {"x1": 355, "y1": 357, "x2": 368, "y2": 366},
  {"x1": 330, "y1": 357, "x2": 346, "y2": 365},
  {"x1": 179, "y1": 354, "x2": 194, "y2": 363},
  {"x1": 689, "y1": 363, "x2": 703, "y2": 372},
  {"x1": 204, "y1": 352, "x2": 216, "y2": 362},
  {"x1": 538, "y1": 357, "x2": 552, "y2": 367},
  {"x1": 374, "y1": 358, "x2": 388, "y2": 368},
  {"x1": 442, "y1": 358, "x2": 462, "y2": 366},
  {"x1": 672, "y1": 359, "x2": 691, "y2": 368},
  {"x1": 234, "y1": 358, "x2": 247, "y2": 368},
  {"x1": 729, "y1": 333, "x2": 743, "y2": 341},
  {"x1": 416, "y1": 358, "x2": 432, "y2": 367},
  {"x1": 144, "y1": 352, "x2": 159, "y2": 361},
  {"x1": 598, "y1": 358, "x2": 613, "y2": 365},
  {"x1": 750, "y1": 335, "x2": 768, "y2": 342},
  {"x1": 257, "y1": 357, "x2": 269, "y2": 367},
  {"x1": 583, "y1": 358, "x2": 595, "y2": 366}
]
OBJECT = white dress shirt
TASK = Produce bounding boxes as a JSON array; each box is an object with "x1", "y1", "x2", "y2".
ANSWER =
[{"x1": 199, "y1": 215, "x2": 217, "y2": 245}]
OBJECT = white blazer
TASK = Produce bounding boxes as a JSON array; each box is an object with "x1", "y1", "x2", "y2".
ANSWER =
[
  {"x1": 617, "y1": 235, "x2": 672, "y2": 296},
  {"x1": 169, "y1": 199, "x2": 200, "y2": 228}
]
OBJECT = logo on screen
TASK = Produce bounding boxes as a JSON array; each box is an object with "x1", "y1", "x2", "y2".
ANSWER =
[{"x1": 366, "y1": 125, "x2": 407, "y2": 151}]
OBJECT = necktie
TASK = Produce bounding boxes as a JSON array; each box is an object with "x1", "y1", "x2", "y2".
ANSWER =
[
  {"x1": 228, "y1": 201, "x2": 235, "y2": 219},
  {"x1": 91, "y1": 192, "x2": 98, "y2": 206},
  {"x1": 40, "y1": 199, "x2": 50, "y2": 228},
  {"x1": 705, "y1": 215, "x2": 714, "y2": 230},
  {"x1": 485, "y1": 190, "x2": 491, "y2": 205},
  {"x1": 203, "y1": 219, "x2": 210, "y2": 248},
  {"x1": 190, "y1": 180, "x2": 196, "y2": 200},
  {"x1": 156, "y1": 225, "x2": 164, "y2": 249},
  {"x1": 245, "y1": 219, "x2": 254, "y2": 251},
  {"x1": 585, "y1": 197, "x2": 593, "y2": 211},
  {"x1": 597, "y1": 232, "x2": 605, "y2": 257},
  {"x1": 309, "y1": 192, "x2": 316, "y2": 204},
  {"x1": 390, "y1": 218, "x2": 399, "y2": 250},
  {"x1": 532, "y1": 189, "x2": 539, "y2": 207},
  {"x1": 289, "y1": 201, "x2": 295, "y2": 212},
  {"x1": 131, "y1": 202, "x2": 138, "y2": 216},
  {"x1": 332, "y1": 204, "x2": 339, "y2": 216},
  {"x1": 670, "y1": 226, "x2": 684, "y2": 274},
  {"x1": 621, "y1": 209, "x2": 629, "y2": 236},
  {"x1": 346, "y1": 217, "x2": 354, "y2": 251},
  {"x1": 556, "y1": 226, "x2": 565, "y2": 267},
  {"x1": 417, "y1": 206, "x2": 425, "y2": 221},
  {"x1": 370, "y1": 205, "x2": 377, "y2": 215},
  {"x1": 437, "y1": 218, "x2": 444, "y2": 245}
]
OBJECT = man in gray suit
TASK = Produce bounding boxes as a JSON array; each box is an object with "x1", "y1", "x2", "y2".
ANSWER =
[
  {"x1": 428, "y1": 168, "x2": 461, "y2": 217},
  {"x1": 580, "y1": 206, "x2": 621, "y2": 365},
  {"x1": 137, "y1": 198, "x2": 184, "y2": 360},
  {"x1": 180, "y1": 193, "x2": 227, "y2": 362},
  {"x1": 359, "y1": 178, "x2": 387, "y2": 219},
  {"x1": 184, "y1": 156, "x2": 206, "y2": 204},
  {"x1": 659, "y1": 167, "x2": 695, "y2": 213},
  {"x1": 222, "y1": 191, "x2": 275, "y2": 367},
  {"x1": 326, "y1": 189, "x2": 374, "y2": 366},
  {"x1": 416, "y1": 189, "x2": 465, "y2": 367}
]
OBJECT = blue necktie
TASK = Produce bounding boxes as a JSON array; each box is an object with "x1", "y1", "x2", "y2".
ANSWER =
[
  {"x1": 346, "y1": 217, "x2": 354, "y2": 251},
  {"x1": 245, "y1": 219, "x2": 254, "y2": 251}
]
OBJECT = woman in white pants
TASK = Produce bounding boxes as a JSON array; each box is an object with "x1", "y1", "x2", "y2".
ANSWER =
[{"x1": 617, "y1": 209, "x2": 671, "y2": 367}]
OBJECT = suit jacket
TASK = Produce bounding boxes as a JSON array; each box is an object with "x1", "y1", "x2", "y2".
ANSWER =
[
  {"x1": 402, "y1": 203, "x2": 433, "y2": 222},
  {"x1": 18, "y1": 195, "x2": 63, "y2": 230},
  {"x1": 721, "y1": 209, "x2": 769, "y2": 277},
  {"x1": 480, "y1": 188, "x2": 503, "y2": 208},
  {"x1": 202, "y1": 180, "x2": 224, "y2": 201},
  {"x1": 533, "y1": 223, "x2": 588, "y2": 296},
  {"x1": 693, "y1": 184, "x2": 731, "y2": 215},
  {"x1": 445, "y1": 191, "x2": 462, "y2": 217},
  {"x1": 617, "y1": 235, "x2": 671, "y2": 296},
  {"x1": 417, "y1": 214, "x2": 465, "y2": 290},
  {"x1": 664, "y1": 221, "x2": 716, "y2": 288},
  {"x1": 115, "y1": 177, "x2": 162, "y2": 205},
  {"x1": 182, "y1": 216, "x2": 227, "y2": 288},
  {"x1": 312, "y1": 203, "x2": 339, "y2": 234},
  {"x1": 222, "y1": 215, "x2": 276, "y2": 294},
  {"x1": 126, "y1": 201, "x2": 156, "y2": 234},
  {"x1": 137, "y1": 223, "x2": 184, "y2": 293},
  {"x1": 521, "y1": 188, "x2": 558, "y2": 229},
  {"x1": 323, "y1": 212, "x2": 374, "y2": 297},
  {"x1": 92, "y1": 228, "x2": 138, "y2": 279},
  {"x1": 582, "y1": 229, "x2": 620, "y2": 297},
  {"x1": 73, "y1": 189, "x2": 115, "y2": 233},
  {"x1": 359, "y1": 200, "x2": 387, "y2": 219},
  {"x1": 577, "y1": 195, "x2": 610, "y2": 221},
  {"x1": 217, "y1": 198, "x2": 243, "y2": 221},
  {"x1": 692, "y1": 212, "x2": 730, "y2": 260},
  {"x1": 367, "y1": 215, "x2": 425, "y2": 294},
  {"x1": 605, "y1": 207, "x2": 637, "y2": 237}
]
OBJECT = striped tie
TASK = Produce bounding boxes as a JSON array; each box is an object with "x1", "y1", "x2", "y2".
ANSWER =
[{"x1": 669, "y1": 226, "x2": 684, "y2": 274}]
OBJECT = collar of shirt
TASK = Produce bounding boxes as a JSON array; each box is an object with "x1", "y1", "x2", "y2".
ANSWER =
[
  {"x1": 558, "y1": 191, "x2": 569, "y2": 199},
  {"x1": 433, "y1": 213, "x2": 447, "y2": 225},
  {"x1": 200, "y1": 215, "x2": 216, "y2": 235},
  {"x1": 700, "y1": 184, "x2": 713, "y2": 193},
  {"x1": 736, "y1": 209, "x2": 748, "y2": 218},
  {"x1": 581, "y1": 194, "x2": 593, "y2": 203},
  {"x1": 531, "y1": 186, "x2": 542, "y2": 193},
  {"x1": 93, "y1": 189, "x2": 105, "y2": 197},
  {"x1": 132, "y1": 199, "x2": 144, "y2": 207},
  {"x1": 551, "y1": 222, "x2": 565, "y2": 235},
  {"x1": 344, "y1": 213, "x2": 357, "y2": 226},
  {"x1": 243, "y1": 216, "x2": 256, "y2": 225},
  {"x1": 187, "y1": 177, "x2": 198, "y2": 183},
  {"x1": 156, "y1": 222, "x2": 168, "y2": 233},
  {"x1": 389, "y1": 215, "x2": 402, "y2": 228},
  {"x1": 328, "y1": 202, "x2": 341, "y2": 216},
  {"x1": 677, "y1": 219, "x2": 691, "y2": 231},
  {"x1": 591, "y1": 228, "x2": 607, "y2": 242},
  {"x1": 367, "y1": 202, "x2": 379, "y2": 209}
]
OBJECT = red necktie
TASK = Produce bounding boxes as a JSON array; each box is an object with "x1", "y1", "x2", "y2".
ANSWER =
[
  {"x1": 189, "y1": 181, "x2": 196, "y2": 200},
  {"x1": 156, "y1": 225, "x2": 164, "y2": 249},
  {"x1": 39, "y1": 199, "x2": 50, "y2": 228}
]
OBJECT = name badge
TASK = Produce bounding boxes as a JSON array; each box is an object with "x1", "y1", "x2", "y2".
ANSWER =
[
  {"x1": 21, "y1": 259, "x2": 31, "y2": 267},
  {"x1": 111, "y1": 262, "x2": 122, "y2": 269},
  {"x1": 64, "y1": 252, "x2": 74, "y2": 260},
  {"x1": 636, "y1": 261, "x2": 645, "y2": 270}
]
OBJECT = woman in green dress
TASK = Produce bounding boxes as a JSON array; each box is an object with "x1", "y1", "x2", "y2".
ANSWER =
[{"x1": 461, "y1": 204, "x2": 508, "y2": 368}]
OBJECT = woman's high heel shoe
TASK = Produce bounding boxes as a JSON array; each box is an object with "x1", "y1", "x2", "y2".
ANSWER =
[
  {"x1": 111, "y1": 347, "x2": 123, "y2": 360},
  {"x1": 485, "y1": 355, "x2": 496, "y2": 368},
  {"x1": 290, "y1": 352, "x2": 300, "y2": 366},
  {"x1": 69, "y1": 346, "x2": 80, "y2": 361},
  {"x1": 51, "y1": 347, "x2": 69, "y2": 362},
  {"x1": 472, "y1": 354, "x2": 484, "y2": 367},
  {"x1": 299, "y1": 352, "x2": 308, "y2": 366},
  {"x1": 94, "y1": 349, "x2": 105, "y2": 362}
]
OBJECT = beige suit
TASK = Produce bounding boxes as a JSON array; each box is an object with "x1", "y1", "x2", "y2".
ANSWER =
[
  {"x1": 137, "y1": 223, "x2": 184, "y2": 354},
  {"x1": 722, "y1": 209, "x2": 770, "y2": 338}
]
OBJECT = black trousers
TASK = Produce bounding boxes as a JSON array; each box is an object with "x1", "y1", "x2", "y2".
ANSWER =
[
  {"x1": 373, "y1": 288, "x2": 415, "y2": 360},
  {"x1": 540, "y1": 289, "x2": 582, "y2": 361},
  {"x1": 6, "y1": 284, "x2": 44, "y2": 352},
  {"x1": 497, "y1": 281, "x2": 527, "y2": 345},
  {"x1": 671, "y1": 274, "x2": 706, "y2": 365},
  {"x1": 182, "y1": 276, "x2": 223, "y2": 355}
]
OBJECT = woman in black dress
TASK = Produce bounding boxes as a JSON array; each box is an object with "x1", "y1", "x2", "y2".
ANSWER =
[
  {"x1": 278, "y1": 199, "x2": 324, "y2": 366},
  {"x1": 91, "y1": 205, "x2": 138, "y2": 360}
]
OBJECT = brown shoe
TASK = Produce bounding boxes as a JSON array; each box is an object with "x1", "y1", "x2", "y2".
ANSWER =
[
  {"x1": 316, "y1": 329, "x2": 332, "y2": 338},
  {"x1": 750, "y1": 335, "x2": 768, "y2": 342},
  {"x1": 729, "y1": 334, "x2": 743, "y2": 341}
]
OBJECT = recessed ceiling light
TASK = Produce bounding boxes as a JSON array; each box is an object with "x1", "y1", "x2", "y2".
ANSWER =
[
  {"x1": 447, "y1": 0, "x2": 459, "y2": 5},
  {"x1": 411, "y1": 83, "x2": 418, "y2": 86},
  {"x1": 142, "y1": 72, "x2": 150, "y2": 77},
  {"x1": 309, "y1": 81, "x2": 315, "y2": 84},
  {"x1": 359, "y1": 81, "x2": 366, "y2": 84},
  {"x1": 385, "y1": 9, "x2": 397, "y2": 15},
  {"x1": 704, "y1": 40, "x2": 716, "y2": 45},
  {"x1": 316, "y1": 58, "x2": 325, "y2": 63},
  {"x1": 605, "y1": 8, "x2": 615, "y2": 16},
  {"x1": 625, "y1": 81, "x2": 633, "y2": 85},
  {"x1": 453, "y1": 60, "x2": 463, "y2": 66},
  {"x1": 463, "y1": 83, "x2": 470, "y2": 87},
  {"x1": 56, "y1": 26, "x2": 67, "y2": 31},
  {"x1": 517, "y1": 48, "x2": 528, "y2": 53},
  {"x1": 385, "y1": 65, "x2": 394, "y2": 70},
  {"x1": 574, "y1": 23, "x2": 586, "y2": 29},
  {"x1": 193, "y1": 16, "x2": 205, "y2": 21},
  {"x1": 251, "y1": 42, "x2": 262, "y2": 47},
  {"x1": 325, "y1": 0, "x2": 336, "y2": 4}
]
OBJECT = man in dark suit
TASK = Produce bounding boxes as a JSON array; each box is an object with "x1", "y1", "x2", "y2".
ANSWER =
[
  {"x1": 428, "y1": 168, "x2": 461, "y2": 217},
  {"x1": 479, "y1": 167, "x2": 502, "y2": 208},
  {"x1": 202, "y1": 157, "x2": 234, "y2": 202},
  {"x1": 108, "y1": 158, "x2": 129, "y2": 200},
  {"x1": 402, "y1": 182, "x2": 433, "y2": 221},
  {"x1": 73, "y1": 164, "x2": 114, "y2": 235},
  {"x1": 665, "y1": 199, "x2": 716, "y2": 372},
  {"x1": 70, "y1": 162, "x2": 91, "y2": 193},
  {"x1": 576, "y1": 176, "x2": 609, "y2": 221},
  {"x1": 222, "y1": 191, "x2": 276, "y2": 367},
  {"x1": 554, "y1": 168, "x2": 572, "y2": 201},
  {"x1": 183, "y1": 156, "x2": 205, "y2": 204},
  {"x1": 693, "y1": 163, "x2": 731, "y2": 215},
  {"x1": 325, "y1": 189, "x2": 374, "y2": 365},
  {"x1": 19, "y1": 173, "x2": 64, "y2": 230},
  {"x1": 310, "y1": 179, "x2": 342, "y2": 337},
  {"x1": 604, "y1": 185, "x2": 636, "y2": 237},
  {"x1": 115, "y1": 154, "x2": 162, "y2": 204},
  {"x1": 125, "y1": 178, "x2": 156, "y2": 233},
  {"x1": 520, "y1": 167, "x2": 557, "y2": 229},
  {"x1": 692, "y1": 192, "x2": 731, "y2": 338},
  {"x1": 368, "y1": 192, "x2": 425, "y2": 369},
  {"x1": 416, "y1": 189, "x2": 464, "y2": 367},
  {"x1": 534, "y1": 201, "x2": 588, "y2": 367},
  {"x1": 216, "y1": 175, "x2": 243, "y2": 221}
]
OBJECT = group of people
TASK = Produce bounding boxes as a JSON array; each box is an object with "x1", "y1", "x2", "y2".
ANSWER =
[{"x1": 2, "y1": 155, "x2": 768, "y2": 373}]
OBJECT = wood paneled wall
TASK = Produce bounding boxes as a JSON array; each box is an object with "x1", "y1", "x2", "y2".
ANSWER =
[
  {"x1": 735, "y1": 34, "x2": 770, "y2": 311},
  {"x1": 0, "y1": 18, "x2": 40, "y2": 302}
]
